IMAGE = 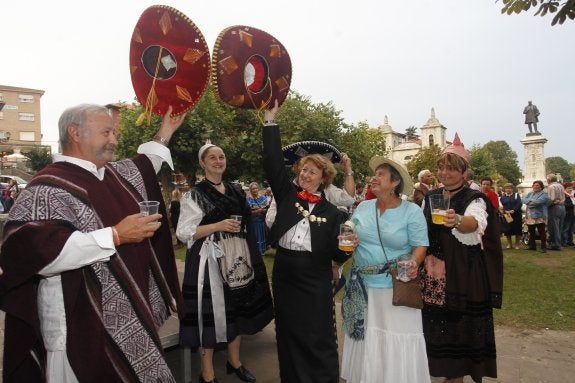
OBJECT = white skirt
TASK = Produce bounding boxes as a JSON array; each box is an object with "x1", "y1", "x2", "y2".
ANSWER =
[{"x1": 341, "y1": 288, "x2": 431, "y2": 383}]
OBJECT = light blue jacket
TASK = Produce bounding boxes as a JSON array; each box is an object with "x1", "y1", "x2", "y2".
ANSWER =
[{"x1": 522, "y1": 191, "x2": 549, "y2": 219}]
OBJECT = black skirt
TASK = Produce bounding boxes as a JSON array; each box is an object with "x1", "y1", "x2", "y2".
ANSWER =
[{"x1": 273, "y1": 247, "x2": 339, "y2": 383}]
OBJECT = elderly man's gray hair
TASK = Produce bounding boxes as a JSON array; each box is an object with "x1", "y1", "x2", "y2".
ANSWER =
[
  {"x1": 58, "y1": 104, "x2": 109, "y2": 149},
  {"x1": 418, "y1": 169, "x2": 431, "y2": 182}
]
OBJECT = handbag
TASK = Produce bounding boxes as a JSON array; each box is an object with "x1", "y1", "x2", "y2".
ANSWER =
[
  {"x1": 375, "y1": 205, "x2": 423, "y2": 309},
  {"x1": 498, "y1": 211, "x2": 510, "y2": 232},
  {"x1": 390, "y1": 269, "x2": 423, "y2": 309}
]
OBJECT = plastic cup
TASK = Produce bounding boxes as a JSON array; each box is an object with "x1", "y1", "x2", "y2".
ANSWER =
[
  {"x1": 338, "y1": 223, "x2": 355, "y2": 252},
  {"x1": 396, "y1": 254, "x2": 414, "y2": 282},
  {"x1": 138, "y1": 200, "x2": 160, "y2": 216},
  {"x1": 429, "y1": 194, "x2": 449, "y2": 225}
]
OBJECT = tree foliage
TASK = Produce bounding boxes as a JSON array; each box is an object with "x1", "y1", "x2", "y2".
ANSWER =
[
  {"x1": 405, "y1": 126, "x2": 419, "y2": 141},
  {"x1": 115, "y1": 89, "x2": 374, "y2": 190},
  {"x1": 469, "y1": 145, "x2": 499, "y2": 185},
  {"x1": 500, "y1": 0, "x2": 575, "y2": 26},
  {"x1": 546, "y1": 156, "x2": 572, "y2": 181},
  {"x1": 116, "y1": 87, "x2": 575, "y2": 194},
  {"x1": 23, "y1": 147, "x2": 52, "y2": 172},
  {"x1": 339, "y1": 121, "x2": 386, "y2": 183},
  {"x1": 406, "y1": 145, "x2": 443, "y2": 185},
  {"x1": 482, "y1": 140, "x2": 523, "y2": 186}
]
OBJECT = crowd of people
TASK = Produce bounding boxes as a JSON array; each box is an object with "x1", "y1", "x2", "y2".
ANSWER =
[
  {"x1": 0, "y1": 178, "x2": 20, "y2": 213},
  {"x1": 0, "y1": 98, "x2": 572, "y2": 383}
]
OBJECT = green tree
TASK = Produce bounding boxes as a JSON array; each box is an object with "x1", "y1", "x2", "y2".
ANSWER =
[
  {"x1": 500, "y1": 0, "x2": 575, "y2": 26},
  {"x1": 546, "y1": 156, "x2": 572, "y2": 181},
  {"x1": 405, "y1": 126, "x2": 419, "y2": 141},
  {"x1": 23, "y1": 147, "x2": 52, "y2": 172},
  {"x1": 341, "y1": 121, "x2": 387, "y2": 183},
  {"x1": 116, "y1": 87, "x2": 238, "y2": 187},
  {"x1": 569, "y1": 165, "x2": 575, "y2": 181},
  {"x1": 482, "y1": 140, "x2": 522, "y2": 185},
  {"x1": 470, "y1": 145, "x2": 499, "y2": 185},
  {"x1": 115, "y1": 89, "x2": 355, "y2": 189},
  {"x1": 406, "y1": 145, "x2": 443, "y2": 184},
  {"x1": 276, "y1": 92, "x2": 346, "y2": 147}
]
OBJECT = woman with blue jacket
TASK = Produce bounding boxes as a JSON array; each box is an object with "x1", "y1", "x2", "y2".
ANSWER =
[{"x1": 522, "y1": 180, "x2": 549, "y2": 252}]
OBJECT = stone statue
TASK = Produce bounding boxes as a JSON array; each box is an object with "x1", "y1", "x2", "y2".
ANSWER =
[{"x1": 523, "y1": 101, "x2": 540, "y2": 133}]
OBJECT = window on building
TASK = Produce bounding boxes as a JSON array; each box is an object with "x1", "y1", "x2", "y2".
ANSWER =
[
  {"x1": 429, "y1": 134, "x2": 434, "y2": 146},
  {"x1": 0, "y1": 93, "x2": 4, "y2": 102},
  {"x1": 18, "y1": 94, "x2": 35, "y2": 103},
  {"x1": 19, "y1": 131, "x2": 36, "y2": 141},
  {"x1": 404, "y1": 155, "x2": 412, "y2": 161},
  {"x1": 18, "y1": 113, "x2": 35, "y2": 121}
]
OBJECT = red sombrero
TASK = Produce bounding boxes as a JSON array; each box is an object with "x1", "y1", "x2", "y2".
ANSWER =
[
  {"x1": 130, "y1": 5, "x2": 210, "y2": 119},
  {"x1": 212, "y1": 25, "x2": 292, "y2": 109}
]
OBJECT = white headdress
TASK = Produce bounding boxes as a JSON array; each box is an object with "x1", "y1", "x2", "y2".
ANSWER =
[{"x1": 198, "y1": 139, "x2": 216, "y2": 161}]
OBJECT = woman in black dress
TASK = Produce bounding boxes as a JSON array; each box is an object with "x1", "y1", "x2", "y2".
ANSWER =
[
  {"x1": 421, "y1": 135, "x2": 503, "y2": 383},
  {"x1": 176, "y1": 142, "x2": 273, "y2": 383},
  {"x1": 499, "y1": 183, "x2": 523, "y2": 249},
  {"x1": 262, "y1": 101, "x2": 350, "y2": 382}
]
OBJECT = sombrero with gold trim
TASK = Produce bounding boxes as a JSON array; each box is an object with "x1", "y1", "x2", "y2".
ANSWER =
[
  {"x1": 212, "y1": 25, "x2": 292, "y2": 109},
  {"x1": 282, "y1": 141, "x2": 341, "y2": 167},
  {"x1": 130, "y1": 5, "x2": 210, "y2": 121}
]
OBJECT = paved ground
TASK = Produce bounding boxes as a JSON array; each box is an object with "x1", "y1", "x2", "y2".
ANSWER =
[
  {"x1": 1, "y1": 259, "x2": 574, "y2": 382},
  {"x1": 160, "y1": 310, "x2": 575, "y2": 383}
]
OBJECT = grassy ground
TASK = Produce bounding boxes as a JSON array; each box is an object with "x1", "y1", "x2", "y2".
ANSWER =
[{"x1": 174, "y1": 241, "x2": 575, "y2": 331}]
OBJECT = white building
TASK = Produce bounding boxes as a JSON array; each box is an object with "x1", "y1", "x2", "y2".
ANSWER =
[{"x1": 374, "y1": 107, "x2": 448, "y2": 167}]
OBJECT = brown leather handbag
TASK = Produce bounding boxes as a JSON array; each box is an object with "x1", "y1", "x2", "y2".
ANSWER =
[
  {"x1": 376, "y1": 205, "x2": 423, "y2": 309},
  {"x1": 389, "y1": 269, "x2": 423, "y2": 309}
]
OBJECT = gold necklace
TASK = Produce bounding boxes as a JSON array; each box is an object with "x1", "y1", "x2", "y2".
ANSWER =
[{"x1": 295, "y1": 202, "x2": 327, "y2": 225}]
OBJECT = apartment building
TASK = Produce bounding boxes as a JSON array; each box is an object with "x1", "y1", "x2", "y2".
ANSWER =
[
  {"x1": 0, "y1": 84, "x2": 45, "y2": 149},
  {"x1": 0, "y1": 85, "x2": 50, "y2": 172}
]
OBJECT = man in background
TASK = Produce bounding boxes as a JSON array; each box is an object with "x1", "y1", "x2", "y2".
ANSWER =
[
  {"x1": 466, "y1": 169, "x2": 481, "y2": 191},
  {"x1": 349, "y1": 182, "x2": 366, "y2": 215},
  {"x1": 546, "y1": 173, "x2": 565, "y2": 250},
  {"x1": 412, "y1": 169, "x2": 434, "y2": 206}
]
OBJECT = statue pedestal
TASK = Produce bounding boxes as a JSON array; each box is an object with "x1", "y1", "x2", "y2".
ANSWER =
[{"x1": 517, "y1": 133, "x2": 548, "y2": 196}]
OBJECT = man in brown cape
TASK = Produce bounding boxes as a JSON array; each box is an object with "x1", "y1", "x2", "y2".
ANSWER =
[{"x1": 0, "y1": 104, "x2": 186, "y2": 382}]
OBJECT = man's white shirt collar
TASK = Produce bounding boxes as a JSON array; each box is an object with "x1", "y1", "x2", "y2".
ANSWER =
[
  {"x1": 53, "y1": 153, "x2": 106, "y2": 181},
  {"x1": 52, "y1": 141, "x2": 171, "y2": 182}
]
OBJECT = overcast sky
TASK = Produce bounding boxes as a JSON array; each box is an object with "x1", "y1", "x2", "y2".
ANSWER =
[{"x1": 2, "y1": 0, "x2": 574, "y2": 169}]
